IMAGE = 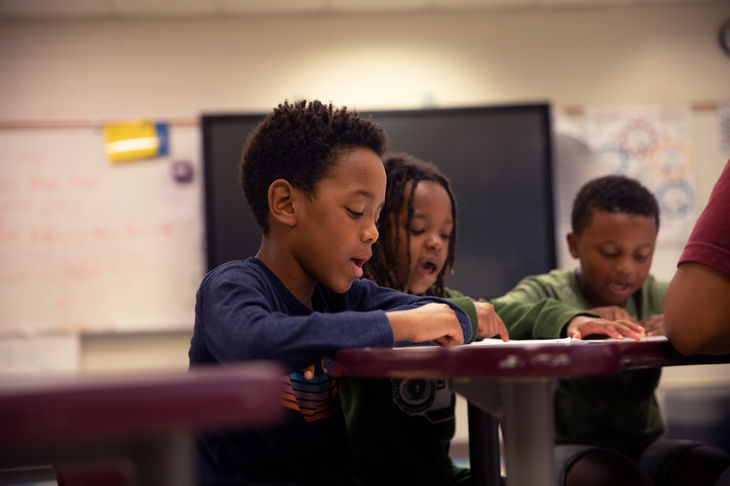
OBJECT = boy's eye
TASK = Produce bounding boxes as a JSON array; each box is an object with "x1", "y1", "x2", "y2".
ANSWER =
[
  {"x1": 634, "y1": 254, "x2": 650, "y2": 262},
  {"x1": 600, "y1": 250, "x2": 618, "y2": 258},
  {"x1": 346, "y1": 208, "x2": 363, "y2": 219}
]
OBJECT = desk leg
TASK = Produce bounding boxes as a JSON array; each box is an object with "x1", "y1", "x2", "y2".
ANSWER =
[
  {"x1": 467, "y1": 403, "x2": 501, "y2": 486},
  {"x1": 501, "y1": 379, "x2": 556, "y2": 486}
]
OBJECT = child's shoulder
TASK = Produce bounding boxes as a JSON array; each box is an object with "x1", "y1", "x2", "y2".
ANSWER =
[
  {"x1": 518, "y1": 268, "x2": 575, "y2": 288},
  {"x1": 200, "y1": 257, "x2": 273, "y2": 293},
  {"x1": 493, "y1": 268, "x2": 579, "y2": 304},
  {"x1": 204, "y1": 257, "x2": 258, "y2": 279}
]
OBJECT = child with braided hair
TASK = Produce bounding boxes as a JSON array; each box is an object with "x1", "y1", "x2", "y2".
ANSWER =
[{"x1": 339, "y1": 152, "x2": 508, "y2": 486}]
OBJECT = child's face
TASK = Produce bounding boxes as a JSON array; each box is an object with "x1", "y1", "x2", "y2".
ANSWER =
[
  {"x1": 396, "y1": 180, "x2": 453, "y2": 294},
  {"x1": 567, "y1": 209, "x2": 657, "y2": 307},
  {"x1": 294, "y1": 148, "x2": 386, "y2": 294}
]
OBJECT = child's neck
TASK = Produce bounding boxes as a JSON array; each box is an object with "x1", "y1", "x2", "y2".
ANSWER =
[{"x1": 256, "y1": 238, "x2": 316, "y2": 309}]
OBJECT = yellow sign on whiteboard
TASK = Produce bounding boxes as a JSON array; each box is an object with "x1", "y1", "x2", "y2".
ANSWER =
[{"x1": 103, "y1": 120, "x2": 168, "y2": 162}]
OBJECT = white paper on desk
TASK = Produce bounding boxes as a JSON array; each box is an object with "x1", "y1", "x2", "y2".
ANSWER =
[
  {"x1": 470, "y1": 335, "x2": 668, "y2": 346},
  {"x1": 470, "y1": 337, "x2": 574, "y2": 346},
  {"x1": 583, "y1": 335, "x2": 669, "y2": 343}
]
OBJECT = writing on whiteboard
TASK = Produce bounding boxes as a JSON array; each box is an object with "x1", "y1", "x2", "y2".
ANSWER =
[{"x1": 0, "y1": 128, "x2": 204, "y2": 332}]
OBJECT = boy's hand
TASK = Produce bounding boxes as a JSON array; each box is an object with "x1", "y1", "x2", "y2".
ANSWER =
[
  {"x1": 641, "y1": 314, "x2": 665, "y2": 336},
  {"x1": 566, "y1": 315, "x2": 646, "y2": 340},
  {"x1": 586, "y1": 306, "x2": 664, "y2": 337},
  {"x1": 387, "y1": 303, "x2": 465, "y2": 346},
  {"x1": 474, "y1": 302, "x2": 509, "y2": 341},
  {"x1": 587, "y1": 305, "x2": 637, "y2": 323}
]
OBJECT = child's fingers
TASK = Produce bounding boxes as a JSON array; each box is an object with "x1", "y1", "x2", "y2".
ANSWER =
[
  {"x1": 616, "y1": 320, "x2": 646, "y2": 339},
  {"x1": 582, "y1": 323, "x2": 625, "y2": 340},
  {"x1": 433, "y1": 336, "x2": 461, "y2": 346},
  {"x1": 433, "y1": 319, "x2": 465, "y2": 346},
  {"x1": 573, "y1": 320, "x2": 645, "y2": 340},
  {"x1": 568, "y1": 329, "x2": 582, "y2": 339},
  {"x1": 475, "y1": 302, "x2": 509, "y2": 341},
  {"x1": 484, "y1": 316, "x2": 510, "y2": 341},
  {"x1": 641, "y1": 314, "x2": 665, "y2": 336},
  {"x1": 495, "y1": 316, "x2": 510, "y2": 341}
]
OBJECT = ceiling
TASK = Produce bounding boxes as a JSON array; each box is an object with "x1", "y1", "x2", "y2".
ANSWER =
[{"x1": 0, "y1": 0, "x2": 719, "y2": 19}]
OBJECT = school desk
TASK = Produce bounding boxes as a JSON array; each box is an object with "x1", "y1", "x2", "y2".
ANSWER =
[
  {"x1": 0, "y1": 361, "x2": 286, "y2": 486},
  {"x1": 332, "y1": 337, "x2": 730, "y2": 486}
]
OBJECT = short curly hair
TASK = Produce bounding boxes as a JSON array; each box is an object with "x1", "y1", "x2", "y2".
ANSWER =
[
  {"x1": 363, "y1": 152, "x2": 457, "y2": 297},
  {"x1": 571, "y1": 175, "x2": 660, "y2": 235},
  {"x1": 240, "y1": 100, "x2": 387, "y2": 233}
]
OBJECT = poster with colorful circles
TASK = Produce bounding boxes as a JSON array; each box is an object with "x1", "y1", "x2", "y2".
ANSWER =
[{"x1": 583, "y1": 105, "x2": 695, "y2": 245}]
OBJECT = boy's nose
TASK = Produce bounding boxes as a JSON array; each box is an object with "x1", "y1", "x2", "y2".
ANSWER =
[
  {"x1": 616, "y1": 257, "x2": 635, "y2": 277},
  {"x1": 361, "y1": 221, "x2": 379, "y2": 243}
]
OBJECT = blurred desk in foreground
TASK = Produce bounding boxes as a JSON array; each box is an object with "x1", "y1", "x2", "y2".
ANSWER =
[
  {"x1": 333, "y1": 337, "x2": 730, "y2": 486},
  {"x1": 0, "y1": 362, "x2": 286, "y2": 486}
]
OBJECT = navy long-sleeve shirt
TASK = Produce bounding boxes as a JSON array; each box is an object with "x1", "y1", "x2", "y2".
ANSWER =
[{"x1": 189, "y1": 257, "x2": 471, "y2": 486}]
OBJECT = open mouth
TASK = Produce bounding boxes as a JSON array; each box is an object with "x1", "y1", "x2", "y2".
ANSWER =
[
  {"x1": 351, "y1": 257, "x2": 367, "y2": 268},
  {"x1": 422, "y1": 262, "x2": 437, "y2": 274},
  {"x1": 608, "y1": 281, "x2": 633, "y2": 295},
  {"x1": 418, "y1": 260, "x2": 439, "y2": 275}
]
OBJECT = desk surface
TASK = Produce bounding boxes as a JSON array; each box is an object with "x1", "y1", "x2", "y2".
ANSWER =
[
  {"x1": 0, "y1": 361, "x2": 286, "y2": 461},
  {"x1": 333, "y1": 337, "x2": 730, "y2": 486},
  {"x1": 332, "y1": 337, "x2": 730, "y2": 379}
]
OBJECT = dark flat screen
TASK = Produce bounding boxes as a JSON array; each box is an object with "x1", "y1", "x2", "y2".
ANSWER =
[{"x1": 202, "y1": 104, "x2": 555, "y2": 299}]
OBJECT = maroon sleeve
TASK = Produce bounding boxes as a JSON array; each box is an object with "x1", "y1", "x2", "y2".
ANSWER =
[{"x1": 679, "y1": 159, "x2": 730, "y2": 276}]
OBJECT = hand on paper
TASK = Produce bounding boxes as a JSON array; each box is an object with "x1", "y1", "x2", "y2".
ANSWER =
[
  {"x1": 640, "y1": 314, "x2": 665, "y2": 337},
  {"x1": 474, "y1": 302, "x2": 509, "y2": 341},
  {"x1": 566, "y1": 315, "x2": 646, "y2": 341},
  {"x1": 387, "y1": 303, "x2": 465, "y2": 346},
  {"x1": 583, "y1": 306, "x2": 664, "y2": 337}
]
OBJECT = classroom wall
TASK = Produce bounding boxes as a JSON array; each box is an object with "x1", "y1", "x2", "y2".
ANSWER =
[
  {"x1": 2, "y1": 3, "x2": 730, "y2": 445},
  {"x1": 2, "y1": 5, "x2": 729, "y2": 119},
  {"x1": 3, "y1": 1, "x2": 729, "y2": 362}
]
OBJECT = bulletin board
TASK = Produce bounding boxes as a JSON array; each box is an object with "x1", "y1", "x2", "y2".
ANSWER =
[
  {"x1": 0, "y1": 124, "x2": 205, "y2": 334},
  {"x1": 202, "y1": 104, "x2": 555, "y2": 300}
]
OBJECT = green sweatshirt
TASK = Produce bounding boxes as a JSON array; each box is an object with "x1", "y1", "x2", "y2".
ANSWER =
[
  {"x1": 491, "y1": 268, "x2": 667, "y2": 455},
  {"x1": 338, "y1": 288, "x2": 476, "y2": 486}
]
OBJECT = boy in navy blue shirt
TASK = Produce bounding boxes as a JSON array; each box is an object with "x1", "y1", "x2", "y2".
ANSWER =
[{"x1": 188, "y1": 100, "x2": 472, "y2": 486}]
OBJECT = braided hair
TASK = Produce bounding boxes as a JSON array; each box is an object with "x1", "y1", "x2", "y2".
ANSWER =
[{"x1": 364, "y1": 153, "x2": 457, "y2": 297}]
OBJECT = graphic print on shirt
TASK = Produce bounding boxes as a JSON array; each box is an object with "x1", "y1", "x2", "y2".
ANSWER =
[
  {"x1": 391, "y1": 378, "x2": 453, "y2": 423},
  {"x1": 282, "y1": 371, "x2": 337, "y2": 422}
]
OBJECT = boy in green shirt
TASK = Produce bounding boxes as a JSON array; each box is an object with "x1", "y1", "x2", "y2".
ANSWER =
[{"x1": 492, "y1": 175, "x2": 730, "y2": 486}]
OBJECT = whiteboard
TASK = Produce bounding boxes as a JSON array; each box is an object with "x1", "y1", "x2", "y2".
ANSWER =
[{"x1": 0, "y1": 126, "x2": 205, "y2": 333}]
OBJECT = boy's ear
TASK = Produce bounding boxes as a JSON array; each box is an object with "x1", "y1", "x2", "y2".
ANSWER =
[
  {"x1": 268, "y1": 179, "x2": 297, "y2": 227},
  {"x1": 566, "y1": 232, "x2": 579, "y2": 259}
]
